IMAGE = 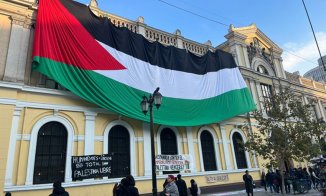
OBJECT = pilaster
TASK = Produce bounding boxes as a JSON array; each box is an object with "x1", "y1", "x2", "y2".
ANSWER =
[
  {"x1": 84, "y1": 112, "x2": 97, "y2": 155},
  {"x1": 219, "y1": 124, "x2": 232, "y2": 170},
  {"x1": 186, "y1": 127, "x2": 197, "y2": 172},
  {"x1": 5, "y1": 107, "x2": 23, "y2": 186},
  {"x1": 143, "y1": 122, "x2": 152, "y2": 176},
  {"x1": 3, "y1": 16, "x2": 31, "y2": 82}
]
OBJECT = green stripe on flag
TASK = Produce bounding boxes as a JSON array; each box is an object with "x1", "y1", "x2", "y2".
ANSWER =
[{"x1": 33, "y1": 57, "x2": 256, "y2": 126}]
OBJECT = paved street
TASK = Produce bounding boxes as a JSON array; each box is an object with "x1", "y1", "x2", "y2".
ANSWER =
[{"x1": 202, "y1": 188, "x2": 323, "y2": 196}]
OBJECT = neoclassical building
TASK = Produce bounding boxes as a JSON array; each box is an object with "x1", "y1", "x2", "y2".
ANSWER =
[{"x1": 1, "y1": 0, "x2": 326, "y2": 195}]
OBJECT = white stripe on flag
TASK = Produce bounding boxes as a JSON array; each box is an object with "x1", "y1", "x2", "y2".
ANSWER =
[{"x1": 96, "y1": 41, "x2": 247, "y2": 100}]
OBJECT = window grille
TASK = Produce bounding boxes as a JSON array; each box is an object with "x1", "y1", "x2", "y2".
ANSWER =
[
  {"x1": 232, "y1": 132, "x2": 247, "y2": 169},
  {"x1": 160, "y1": 128, "x2": 178, "y2": 174},
  {"x1": 200, "y1": 130, "x2": 217, "y2": 171},
  {"x1": 33, "y1": 122, "x2": 67, "y2": 184},
  {"x1": 108, "y1": 125, "x2": 130, "y2": 178}
]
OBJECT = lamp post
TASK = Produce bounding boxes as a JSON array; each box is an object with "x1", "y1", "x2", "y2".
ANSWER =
[{"x1": 140, "y1": 87, "x2": 162, "y2": 196}]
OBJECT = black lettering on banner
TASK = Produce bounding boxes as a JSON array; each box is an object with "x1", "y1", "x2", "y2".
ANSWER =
[{"x1": 71, "y1": 154, "x2": 112, "y2": 181}]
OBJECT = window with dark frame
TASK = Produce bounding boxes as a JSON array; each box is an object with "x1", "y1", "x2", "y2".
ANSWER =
[
  {"x1": 33, "y1": 122, "x2": 67, "y2": 184},
  {"x1": 108, "y1": 125, "x2": 130, "y2": 178},
  {"x1": 261, "y1": 83, "x2": 273, "y2": 113},
  {"x1": 232, "y1": 132, "x2": 248, "y2": 169},
  {"x1": 200, "y1": 130, "x2": 217, "y2": 171},
  {"x1": 160, "y1": 128, "x2": 178, "y2": 174}
]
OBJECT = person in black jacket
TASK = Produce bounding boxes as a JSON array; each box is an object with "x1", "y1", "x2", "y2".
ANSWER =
[
  {"x1": 176, "y1": 174, "x2": 188, "y2": 196},
  {"x1": 189, "y1": 179, "x2": 198, "y2": 196},
  {"x1": 49, "y1": 181, "x2": 69, "y2": 196},
  {"x1": 126, "y1": 175, "x2": 139, "y2": 196},
  {"x1": 243, "y1": 170, "x2": 254, "y2": 196}
]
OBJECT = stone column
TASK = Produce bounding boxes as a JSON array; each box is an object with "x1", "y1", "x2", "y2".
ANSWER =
[
  {"x1": 3, "y1": 16, "x2": 31, "y2": 82},
  {"x1": 84, "y1": 112, "x2": 97, "y2": 155},
  {"x1": 219, "y1": 124, "x2": 232, "y2": 170},
  {"x1": 256, "y1": 82, "x2": 265, "y2": 114},
  {"x1": 5, "y1": 107, "x2": 23, "y2": 186},
  {"x1": 249, "y1": 79, "x2": 260, "y2": 110},
  {"x1": 186, "y1": 127, "x2": 197, "y2": 172},
  {"x1": 235, "y1": 44, "x2": 246, "y2": 67},
  {"x1": 143, "y1": 122, "x2": 152, "y2": 176},
  {"x1": 242, "y1": 45, "x2": 251, "y2": 68}
]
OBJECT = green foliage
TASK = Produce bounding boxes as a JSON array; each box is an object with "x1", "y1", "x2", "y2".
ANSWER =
[{"x1": 245, "y1": 88, "x2": 326, "y2": 168}]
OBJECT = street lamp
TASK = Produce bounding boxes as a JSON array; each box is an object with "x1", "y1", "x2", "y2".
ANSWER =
[{"x1": 140, "y1": 87, "x2": 162, "y2": 196}]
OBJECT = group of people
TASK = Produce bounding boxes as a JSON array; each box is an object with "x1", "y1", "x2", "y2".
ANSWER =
[
  {"x1": 260, "y1": 166, "x2": 323, "y2": 194},
  {"x1": 161, "y1": 174, "x2": 199, "y2": 196},
  {"x1": 112, "y1": 174, "x2": 199, "y2": 196}
]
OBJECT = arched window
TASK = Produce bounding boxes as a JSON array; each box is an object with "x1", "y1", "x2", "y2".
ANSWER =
[
  {"x1": 33, "y1": 122, "x2": 67, "y2": 184},
  {"x1": 160, "y1": 128, "x2": 178, "y2": 174},
  {"x1": 108, "y1": 125, "x2": 130, "y2": 178},
  {"x1": 200, "y1": 130, "x2": 217, "y2": 171},
  {"x1": 232, "y1": 132, "x2": 247, "y2": 169},
  {"x1": 257, "y1": 65, "x2": 269, "y2": 75}
]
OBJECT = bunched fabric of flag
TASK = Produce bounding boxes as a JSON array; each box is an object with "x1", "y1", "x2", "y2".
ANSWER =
[{"x1": 32, "y1": 0, "x2": 256, "y2": 126}]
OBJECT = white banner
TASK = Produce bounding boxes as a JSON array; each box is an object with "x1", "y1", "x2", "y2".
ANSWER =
[{"x1": 155, "y1": 154, "x2": 194, "y2": 172}]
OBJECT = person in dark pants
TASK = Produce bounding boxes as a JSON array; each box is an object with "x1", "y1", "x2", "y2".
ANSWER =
[
  {"x1": 260, "y1": 169, "x2": 267, "y2": 191},
  {"x1": 265, "y1": 169, "x2": 274, "y2": 193},
  {"x1": 176, "y1": 174, "x2": 188, "y2": 196},
  {"x1": 243, "y1": 170, "x2": 254, "y2": 196},
  {"x1": 189, "y1": 179, "x2": 198, "y2": 196}
]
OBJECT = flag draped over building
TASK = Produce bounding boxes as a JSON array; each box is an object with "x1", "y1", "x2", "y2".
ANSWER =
[{"x1": 32, "y1": 0, "x2": 256, "y2": 126}]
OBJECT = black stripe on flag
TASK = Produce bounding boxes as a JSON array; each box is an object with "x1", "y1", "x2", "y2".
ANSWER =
[{"x1": 60, "y1": 0, "x2": 237, "y2": 75}]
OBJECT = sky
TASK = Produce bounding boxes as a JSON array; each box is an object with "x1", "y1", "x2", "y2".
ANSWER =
[{"x1": 77, "y1": 0, "x2": 326, "y2": 75}]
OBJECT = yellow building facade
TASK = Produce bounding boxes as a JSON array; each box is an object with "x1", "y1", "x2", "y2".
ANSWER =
[{"x1": 1, "y1": 0, "x2": 326, "y2": 195}]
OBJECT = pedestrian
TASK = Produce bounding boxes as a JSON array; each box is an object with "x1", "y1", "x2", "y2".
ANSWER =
[
  {"x1": 189, "y1": 179, "x2": 198, "y2": 196},
  {"x1": 49, "y1": 181, "x2": 69, "y2": 196},
  {"x1": 243, "y1": 170, "x2": 254, "y2": 196},
  {"x1": 165, "y1": 175, "x2": 179, "y2": 196},
  {"x1": 260, "y1": 169, "x2": 267, "y2": 191},
  {"x1": 125, "y1": 175, "x2": 139, "y2": 196},
  {"x1": 113, "y1": 183, "x2": 119, "y2": 196},
  {"x1": 265, "y1": 169, "x2": 274, "y2": 193},
  {"x1": 275, "y1": 170, "x2": 282, "y2": 194},
  {"x1": 5, "y1": 192, "x2": 11, "y2": 196},
  {"x1": 116, "y1": 178, "x2": 128, "y2": 196},
  {"x1": 284, "y1": 171, "x2": 291, "y2": 193},
  {"x1": 176, "y1": 174, "x2": 188, "y2": 196}
]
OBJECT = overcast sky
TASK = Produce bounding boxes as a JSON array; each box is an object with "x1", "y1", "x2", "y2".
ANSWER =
[{"x1": 78, "y1": 0, "x2": 326, "y2": 75}]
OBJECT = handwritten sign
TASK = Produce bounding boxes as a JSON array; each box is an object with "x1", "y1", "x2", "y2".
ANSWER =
[
  {"x1": 155, "y1": 154, "x2": 193, "y2": 172},
  {"x1": 206, "y1": 174, "x2": 229, "y2": 183},
  {"x1": 71, "y1": 154, "x2": 112, "y2": 181}
]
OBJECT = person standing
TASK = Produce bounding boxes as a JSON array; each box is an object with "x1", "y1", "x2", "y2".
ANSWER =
[
  {"x1": 189, "y1": 179, "x2": 198, "y2": 196},
  {"x1": 165, "y1": 175, "x2": 179, "y2": 196},
  {"x1": 260, "y1": 169, "x2": 267, "y2": 191},
  {"x1": 243, "y1": 170, "x2": 254, "y2": 196},
  {"x1": 49, "y1": 181, "x2": 69, "y2": 196},
  {"x1": 265, "y1": 169, "x2": 274, "y2": 193},
  {"x1": 126, "y1": 175, "x2": 139, "y2": 196},
  {"x1": 176, "y1": 174, "x2": 188, "y2": 196}
]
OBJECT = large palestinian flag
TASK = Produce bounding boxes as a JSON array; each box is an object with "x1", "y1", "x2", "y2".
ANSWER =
[{"x1": 32, "y1": 0, "x2": 256, "y2": 126}]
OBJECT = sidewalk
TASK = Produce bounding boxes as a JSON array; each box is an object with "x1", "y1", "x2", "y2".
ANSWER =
[{"x1": 201, "y1": 188, "x2": 323, "y2": 195}]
